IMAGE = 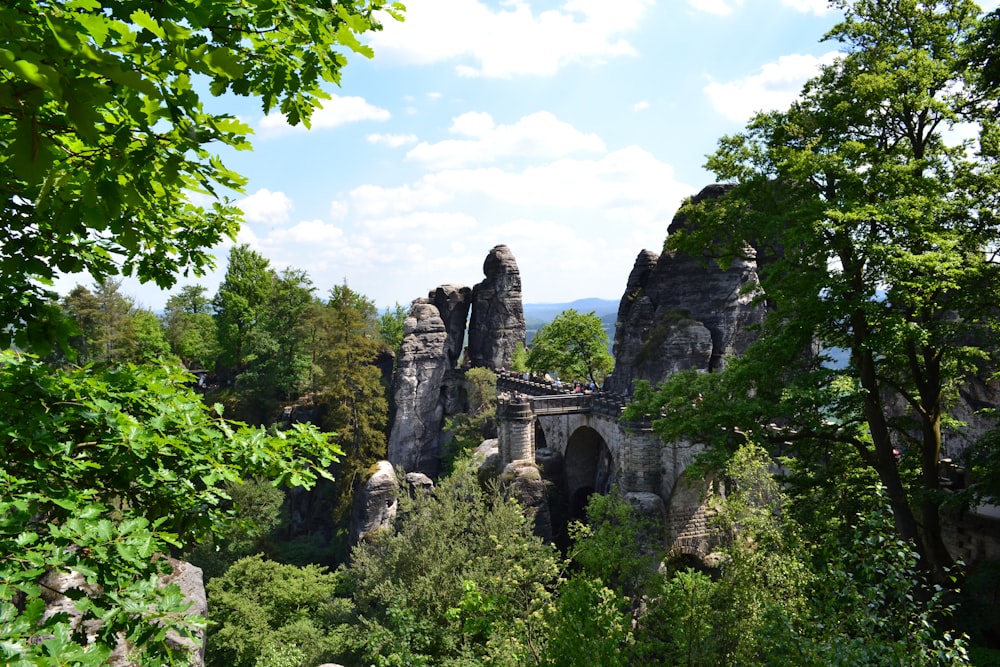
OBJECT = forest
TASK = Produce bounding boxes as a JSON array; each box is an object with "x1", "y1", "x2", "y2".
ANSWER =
[{"x1": 5, "y1": 0, "x2": 1000, "y2": 665}]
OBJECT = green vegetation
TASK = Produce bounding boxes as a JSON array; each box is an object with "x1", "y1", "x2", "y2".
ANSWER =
[
  {"x1": 0, "y1": 0, "x2": 402, "y2": 355},
  {"x1": 631, "y1": 0, "x2": 1000, "y2": 580},
  {"x1": 527, "y1": 309, "x2": 614, "y2": 386},
  {"x1": 0, "y1": 354, "x2": 341, "y2": 665},
  {"x1": 442, "y1": 367, "x2": 498, "y2": 475},
  {"x1": 4, "y1": 0, "x2": 1000, "y2": 664}
]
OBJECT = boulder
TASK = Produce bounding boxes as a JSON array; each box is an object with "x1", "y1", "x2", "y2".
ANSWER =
[
  {"x1": 348, "y1": 460, "x2": 399, "y2": 546},
  {"x1": 473, "y1": 438, "x2": 502, "y2": 483},
  {"x1": 405, "y1": 471, "x2": 435, "y2": 494},
  {"x1": 41, "y1": 558, "x2": 207, "y2": 667},
  {"x1": 387, "y1": 302, "x2": 450, "y2": 476},
  {"x1": 468, "y1": 245, "x2": 526, "y2": 370},
  {"x1": 501, "y1": 460, "x2": 553, "y2": 541},
  {"x1": 605, "y1": 186, "x2": 767, "y2": 395}
]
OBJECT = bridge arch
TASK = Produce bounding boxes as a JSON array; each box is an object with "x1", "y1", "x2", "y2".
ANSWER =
[{"x1": 564, "y1": 425, "x2": 614, "y2": 519}]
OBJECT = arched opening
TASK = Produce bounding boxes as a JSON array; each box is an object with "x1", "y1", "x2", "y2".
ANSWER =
[
  {"x1": 534, "y1": 421, "x2": 547, "y2": 449},
  {"x1": 563, "y1": 426, "x2": 614, "y2": 520}
]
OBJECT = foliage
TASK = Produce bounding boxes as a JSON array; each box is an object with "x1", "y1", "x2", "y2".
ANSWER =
[
  {"x1": 559, "y1": 443, "x2": 970, "y2": 666},
  {"x1": 60, "y1": 279, "x2": 171, "y2": 364},
  {"x1": 312, "y1": 283, "x2": 390, "y2": 525},
  {"x1": 204, "y1": 555, "x2": 349, "y2": 667},
  {"x1": 378, "y1": 302, "x2": 408, "y2": 352},
  {"x1": 347, "y1": 460, "x2": 560, "y2": 665},
  {"x1": 0, "y1": 352, "x2": 341, "y2": 665},
  {"x1": 0, "y1": 0, "x2": 402, "y2": 354},
  {"x1": 526, "y1": 309, "x2": 613, "y2": 385},
  {"x1": 214, "y1": 244, "x2": 275, "y2": 380},
  {"x1": 441, "y1": 368, "x2": 497, "y2": 475},
  {"x1": 186, "y1": 478, "x2": 287, "y2": 580},
  {"x1": 568, "y1": 492, "x2": 661, "y2": 599},
  {"x1": 630, "y1": 0, "x2": 1000, "y2": 578},
  {"x1": 510, "y1": 342, "x2": 530, "y2": 374},
  {"x1": 465, "y1": 366, "x2": 498, "y2": 415},
  {"x1": 163, "y1": 285, "x2": 220, "y2": 371},
  {"x1": 539, "y1": 576, "x2": 632, "y2": 667}
]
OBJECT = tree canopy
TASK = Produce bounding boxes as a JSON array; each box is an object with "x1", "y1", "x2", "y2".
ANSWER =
[
  {"x1": 630, "y1": 0, "x2": 1000, "y2": 578},
  {"x1": 527, "y1": 309, "x2": 613, "y2": 386},
  {"x1": 0, "y1": 0, "x2": 402, "y2": 352}
]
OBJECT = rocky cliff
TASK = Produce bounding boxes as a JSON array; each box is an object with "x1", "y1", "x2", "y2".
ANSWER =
[
  {"x1": 386, "y1": 301, "x2": 451, "y2": 477},
  {"x1": 468, "y1": 244, "x2": 526, "y2": 370},
  {"x1": 605, "y1": 185, "x2": 768, "y2": 395},
  {"x1": 384, "y1": 246, "x2": 526, "y2": 480}
]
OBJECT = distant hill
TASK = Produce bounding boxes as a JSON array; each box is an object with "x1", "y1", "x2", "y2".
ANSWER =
[{"x1": 523, "y1": 298, "x2": 619, "y2": 347}]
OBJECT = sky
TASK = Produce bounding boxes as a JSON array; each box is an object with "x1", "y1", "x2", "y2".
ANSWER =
[{"x1": 72, "y1": 0, "x2": 1000, "y2": 312}]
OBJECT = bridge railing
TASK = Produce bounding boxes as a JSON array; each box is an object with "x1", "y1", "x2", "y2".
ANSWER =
[
  {"x1": 530, "y1": 393, "x2": 593, "y2": 415},
  {"x1": 492, "y1": 370, "x2": 654, "y2": 426}
]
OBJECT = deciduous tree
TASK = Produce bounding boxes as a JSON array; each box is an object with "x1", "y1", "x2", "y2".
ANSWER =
[
  {"x1": 0, "y1": 0, "x2": 402, "y2": 353},
  {"x1": 631, "y1": 0, "x2": 1000, "y2": 577},
  {"x1": 0, "y1": 352, "x2": 341, "y2": 665},
  {"x1": 527, "y1": 309, "x2": 613, "y2": 386}
]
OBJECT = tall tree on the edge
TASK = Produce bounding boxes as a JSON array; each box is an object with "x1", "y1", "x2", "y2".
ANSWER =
[{"x1": 631, "y1": 0, "x2": 1000, "y2": 578}]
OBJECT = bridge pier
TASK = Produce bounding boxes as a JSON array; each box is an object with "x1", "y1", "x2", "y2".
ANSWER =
[
  {"x1": 497, "y1": 399, "x2": 535, "y2": 463},
  {"x1": 620, "y1": 422, "x2": 661, "y2": 495}
]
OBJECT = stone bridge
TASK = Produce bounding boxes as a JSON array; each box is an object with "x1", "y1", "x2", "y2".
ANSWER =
[{"x1": 496, "y1": 374, "x2": 717, "y2": 556}]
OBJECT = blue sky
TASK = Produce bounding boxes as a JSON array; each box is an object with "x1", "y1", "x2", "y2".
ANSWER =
[{"x1": 82, "y1": 0, "x2": 1000, "y2": 311}]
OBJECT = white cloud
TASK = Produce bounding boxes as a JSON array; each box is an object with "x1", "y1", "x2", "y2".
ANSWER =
[
  {"x1": 406, "y1": 111, "x2": 606, "y2": 169},
  {"x1": 349, "y1": 183, "x2": 453, "y2": 218},
  {"x1": 258, "y1": 95, "x2": 390, "y2": 136},
  {"x1": 687, "y1": 0, "x2": 743, "y2": 15},
  {"x1": 367, "y1": 133, "x2": 419, "y2": 147},
  {"x1": 633, "y1": 100, "x2": 650, "y2": 111},
  {"x1": 348, "y1": 145, "x2": 690, "y2": 245},
  {"x1": 368, "y1": 0, "x2": 652, "y2": 78},
  {"x1": 782, "y1": 0, "x2": 831, "y2": 14},
  {"x1": 426, "y1": 91, "x2": 443, "y2": 100},
  {"x1": 329, "y1": 200, "x2": 349, "y2": 220},
  {"x1": 704, "y1": 50, "x2": 840, "y2": 122},
  {"x1": 237, "y1": 188, "x2": 293, "y2": 224},
  {"x1": 360, "y1": 212, "x2": 479, "y2": 239},
  {"x1": 266, "y1": 219, "x2": 347, "y2": 246}
]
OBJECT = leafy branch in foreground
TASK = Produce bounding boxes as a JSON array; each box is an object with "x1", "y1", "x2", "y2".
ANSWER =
[
  {"x1": 0, "y1": 0, "x2": 403, "y2": 353},
  {"x1": 0, "y1": 352, "x2": 342, "y2": 665}
]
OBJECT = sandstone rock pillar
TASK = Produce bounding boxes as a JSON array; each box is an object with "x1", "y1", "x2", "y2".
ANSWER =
[
  {"x1": 468, "y1": 244, "x2": 526, "y2": 370},
  {"x1": 387, "y1": 302, "x2": 450, "y2": 476}
]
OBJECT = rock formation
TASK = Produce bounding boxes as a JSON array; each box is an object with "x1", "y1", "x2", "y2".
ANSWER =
[
  {"x1": 384, "y1": 245, "x2": 527, "y2": 481},
  {"x1": 386, "y1": 301, "x2": 450, "y2": 476},
  {"x1": 605, "y1": 186, "x2": 768, "y2": 395},
  {"x1": 468, "y1": 244, "x2": 526, "y2": 370},
  {"x1": 348, "y1": 460, "x2": 399, "y2": 546},
  {"x1": 429, "y1": 284, "x2": 472, "y2": 367},
  {"x1": 41, "y1": 558, "x2": 207, "y2": 666}
]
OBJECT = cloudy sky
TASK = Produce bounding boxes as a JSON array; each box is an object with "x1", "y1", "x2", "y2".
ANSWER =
[{"x1": 107, "y1": 0, "x2": 998, "y2": 311}]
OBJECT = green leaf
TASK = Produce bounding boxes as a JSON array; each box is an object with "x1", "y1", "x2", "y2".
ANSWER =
[{"x1": 130, "y1": 10, "x2": 165, "y2": 39}]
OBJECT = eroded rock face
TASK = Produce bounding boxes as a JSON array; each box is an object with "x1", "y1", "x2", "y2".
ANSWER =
[
  {"x1": 349, "y1": 460, "x2": 399, "y2": 547},
  {"x1": 468, "y1": 245, "x2": 526, "y2": 370},
  {"x1": 500, "y1": 460, "x2": 552, "y2": 541},
  {"x1": 387, "y1": 302, "x2": 450, "y2": 476},
  {"x1": 429, "y1": 284, "x2": 473, "y2": 368},
  {"x1": 605, "y1": 186, "x2": 767, "y2": 395}
]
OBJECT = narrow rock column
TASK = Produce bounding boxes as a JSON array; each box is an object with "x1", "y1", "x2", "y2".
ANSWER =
[{"x1": 497, "y1": 399, "x2": 535, "y2": 464}]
